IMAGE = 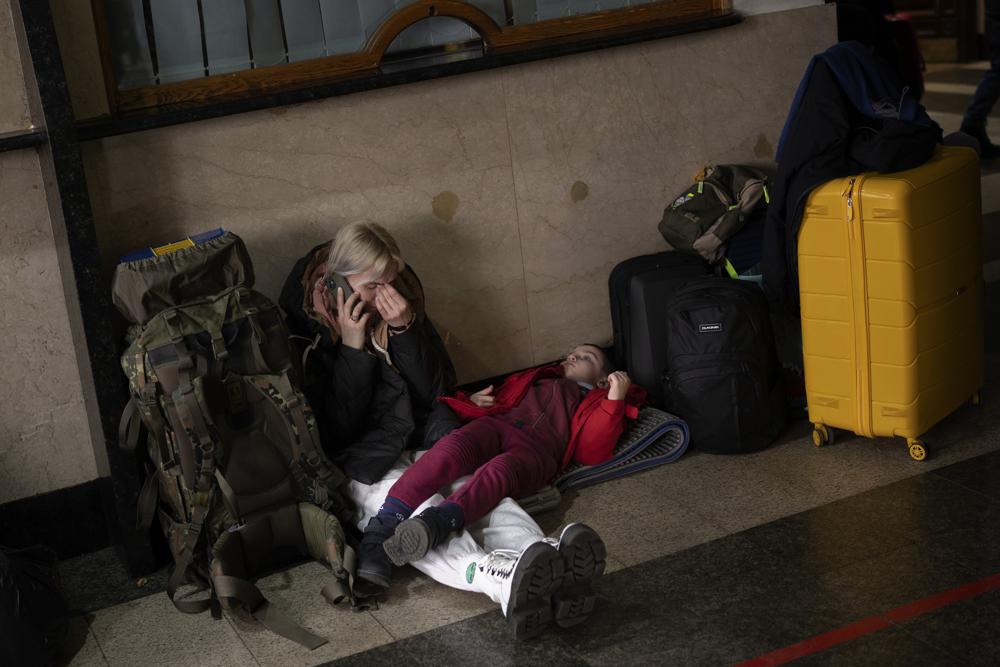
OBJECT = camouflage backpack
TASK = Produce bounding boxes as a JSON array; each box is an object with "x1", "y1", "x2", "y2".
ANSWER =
[
  {"x1": 113, "y1": 229, "x2": 355, "y2": 649},
  {"x1": 658, "y1": 164, "x2": 769, "y2": 273}
]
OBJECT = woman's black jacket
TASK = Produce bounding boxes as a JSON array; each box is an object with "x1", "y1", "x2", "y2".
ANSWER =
[{"x1": 279, "y1": 245, "x2": 460, "y2": 484}]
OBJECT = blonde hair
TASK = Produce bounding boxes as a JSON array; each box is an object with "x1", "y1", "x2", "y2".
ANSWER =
[{"x1": 326, "y1": 221, "x2": 405, "y2": 278}]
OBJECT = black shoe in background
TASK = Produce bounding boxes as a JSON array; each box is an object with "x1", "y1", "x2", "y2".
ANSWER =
[{"x1": 960, "y1": 121, "x2": 1000, "y2": 159}]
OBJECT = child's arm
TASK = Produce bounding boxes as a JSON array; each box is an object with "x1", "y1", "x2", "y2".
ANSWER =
[
  {"x1": 438, "y1": 366, "x2": 545, "y2": 421},
  {"x1": 572, "y1": 398, "x2": 627, "y2": 466},
  {"x1": 572, "y1": 372, "x2": 635, "y2": 465}
]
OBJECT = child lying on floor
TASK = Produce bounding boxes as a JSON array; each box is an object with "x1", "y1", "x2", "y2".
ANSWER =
[{"x1": 357, "y1": 344, "x2": 645, "y2": 584}]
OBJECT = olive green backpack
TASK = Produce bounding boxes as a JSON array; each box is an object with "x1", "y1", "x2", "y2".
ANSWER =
[
  {"x1": 658, "y1": 164, "x2": 769, "y2": 269},
  {"x1": 113, "y1": 229, "x2": 355, "y2": 649}
]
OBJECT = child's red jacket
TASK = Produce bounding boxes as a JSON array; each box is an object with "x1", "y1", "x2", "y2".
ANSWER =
[{"x1": 439, "y1": 364, "x2": 646, "y2": 471}]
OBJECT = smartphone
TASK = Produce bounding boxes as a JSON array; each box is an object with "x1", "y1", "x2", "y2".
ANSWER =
[{"x1": 324, "y1": 272, "x2": 355, "y2": 301}]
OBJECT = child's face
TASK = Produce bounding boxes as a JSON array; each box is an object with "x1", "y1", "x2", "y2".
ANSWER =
[{"x1": 561, "y1": 345, "x2": 608, "y2": 386}]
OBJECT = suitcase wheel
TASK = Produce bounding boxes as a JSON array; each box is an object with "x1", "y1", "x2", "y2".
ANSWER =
[
  {"x1": 906, "y1": 439, "x2": 928, "y2": 462},
  {"x1": 812, "y1": 424, "x2": 833, "y2": 448}
]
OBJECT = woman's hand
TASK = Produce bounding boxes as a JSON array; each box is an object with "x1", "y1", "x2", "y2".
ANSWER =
[
  {"x1": 314, "y1": 279, "x2": 370, "y2": 350},
  {"x1": 606, "y1": 371, "x2": 631, "y2": 401},
  {"x1": 469, "y1": 385, "x2": 495, "y2": 408},
  {"x1": 311, "y1": 278, "x2": 339, "y2": 333},
  {"x1": 335, "y1": 286, "x2": 370, "y2": 350},
  {"x1": 375, "y1": 284, "x2": 413, "y2": 329}
]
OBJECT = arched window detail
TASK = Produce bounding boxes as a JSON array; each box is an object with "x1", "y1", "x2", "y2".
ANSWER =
[{"x1": 91, "y1": 0, "x2": 734, "y2": 114}]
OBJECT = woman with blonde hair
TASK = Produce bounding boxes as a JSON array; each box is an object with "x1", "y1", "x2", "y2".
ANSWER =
[
  {"x1": 281, "y1": 223, "x2": 607, "y2": 640},
  {"x1": 281, "y1": 221, "x2": 459, "y2": 485}
]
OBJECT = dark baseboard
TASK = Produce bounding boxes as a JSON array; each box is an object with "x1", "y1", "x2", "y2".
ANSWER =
[{"x1": 0, "y1": 478, "x2": 114, "y2": 559}]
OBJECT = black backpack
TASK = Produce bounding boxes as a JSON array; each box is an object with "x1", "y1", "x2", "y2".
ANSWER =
[
  {"x1": 0, "y1": 545, "x2": 68, "y2": 667},
  {"x1": 661, "y1": 277, "x2": 785, "y2": 454}
]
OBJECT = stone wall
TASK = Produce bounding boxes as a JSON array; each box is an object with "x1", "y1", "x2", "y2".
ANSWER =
[
  {"x1": 0, "y1": 1, "x2": 99, "y2": 503},
  {"x1": 82, "y1": 5, "x2": 836, "y2": 383}
]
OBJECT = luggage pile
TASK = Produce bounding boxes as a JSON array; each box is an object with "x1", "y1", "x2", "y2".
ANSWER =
[
  {"x1": 609, "y1": 40, "x2": 984, "y2": 461},
  {"x1": 611, "y1": 167, "x2": 786, "y2": 456}
]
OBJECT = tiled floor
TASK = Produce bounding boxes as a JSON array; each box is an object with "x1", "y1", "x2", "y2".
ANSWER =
[{"x1": 57, "y1": 63, "x2": 1000, "y2": 666}]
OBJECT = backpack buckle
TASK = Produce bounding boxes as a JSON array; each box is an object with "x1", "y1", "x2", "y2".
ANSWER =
[
  {"x1": 211, "y1": 331, "x2": 229, "y2": 361},
  {"x1": 227, "y1": 520, "x2": 248, "y2": 533}
]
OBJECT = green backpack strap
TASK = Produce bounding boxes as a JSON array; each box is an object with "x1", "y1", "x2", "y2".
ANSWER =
[
  {"x1": 119, "y1": 349, "x2": 171, "y2": 531},
  {"x1": 298, "y1": 503, "x2": 365, "y2": 611},
  {"x1": 211, "y1": 574, "x2": 327, "y2": 649},
  {"x1": 248, "y1": 374, "x2": 351, "y2": 515},
  {"x1": 209, "y1": 502, "x2": 354, "y2": 649},
  {"x1": 165, "y1": 377, "x2": 220, "y2": 615},
  {"x1": 117, "y1": 398, "x2": 143, "y2": 452}
]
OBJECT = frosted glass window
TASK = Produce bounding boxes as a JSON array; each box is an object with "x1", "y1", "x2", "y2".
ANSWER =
[
  {"x1": 319, "y1": 0, "x2": 365, "y2": 55},
  {"x1": 102, "y1": 0, "x2": 687, "y2": 92},
  {"x1": 536, "y1": 0, "x2": 570, "y2": 20},
  {"x1": 280, "y1": 0, "x2": 326, "y2": 62},
  {"x1": 467, "y1": 0, "x2": 509, "y2": 26},
  {"x1": 358, "y1": 1, "x2": 419, "y2": 39},
  {"x1": 387, "y1": 17, "x2": 479, "y2": 54},
  {"x1": 514, "y1": 0, "x2": 653, "y2": 23},
  {"x1": 202, "y1": 0, "x2": 251, "y2": 75},
  {"x1": 106, "y1": 0, "x2": 155, "y2": 89},
  {"x1": 245, "y1": 0, "x2": 286, "y2": 68},
  {"x1": 149, "y1": 0, "x2": 205, "y2": 84}
]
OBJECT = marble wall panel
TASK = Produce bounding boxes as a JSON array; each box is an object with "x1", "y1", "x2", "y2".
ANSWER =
[
  {"x1": 504, "y1": 6, "x2": 836, "y2": 362},
  {"x1": 83, "y1": 70, "x2": 533, "y2": 383},
  {"x1": 0, "y1": 0, "x2": 31, "y2": 133},
  {"x1": 0, "y1": 150, "x2": 99, "y2": 503},
  {"x1": 83, "y1": 4, "x2": 835, "y2": 384}
]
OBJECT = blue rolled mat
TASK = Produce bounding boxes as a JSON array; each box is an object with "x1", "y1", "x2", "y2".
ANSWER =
[{"x1": 554, "y1": 407, "x2": 690, "y2": 492}]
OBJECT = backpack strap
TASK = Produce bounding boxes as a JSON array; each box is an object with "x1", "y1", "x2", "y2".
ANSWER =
[
  {"x1": 238, "y1": 296, "x2": 273, "y2": 373},
  {"x1": 321, "y1": 543, "x2": 354, "y2": 606},
  {"x1": 213, "y1": 469, "x2": 242, "y2": 526},
  {"x1": 119, "y1": 348, "x2": 173, "y2": 530},
  {"x1": 212, "y1": 574, "x2": 327, "y2": 649},
  {"x1": 297, "y1": 503, "x2": 359, "y2": 609},
  {"x1": 120, "y1": 348, "x2": 174, "y2": 470},
  {"x1": 135, "y1": 467, "x2": 160, "y2": 530},
  {"x1": 117, "y1": 398, "x2": 143, "y2": 452},
  {"x1": 165, "y1": 378, "x2": 220, "y2": 615},
  {"x1": 248, "y1": 374, "x2": 350, "y2": 514},
  {"x1": 210, "y1": 503, "x2": 353, "y2": 649}
]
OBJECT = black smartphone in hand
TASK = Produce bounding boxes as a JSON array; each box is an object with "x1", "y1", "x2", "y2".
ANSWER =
[{"x1": 324, "y1": 272, "x2": 355, "y2": 301}]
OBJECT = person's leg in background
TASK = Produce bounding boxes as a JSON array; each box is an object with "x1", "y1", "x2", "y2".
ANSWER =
[{"x1": 962, "y1": 0, "x2": 1000, "y2": 158}]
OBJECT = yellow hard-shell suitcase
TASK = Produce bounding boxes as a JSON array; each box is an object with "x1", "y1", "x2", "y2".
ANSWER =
[{"x1": 798, "y1": 146, "x2": 984, "y2": 461}]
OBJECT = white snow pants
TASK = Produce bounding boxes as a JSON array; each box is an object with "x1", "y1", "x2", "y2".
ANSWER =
[{"x1": 347, "y1": 451, "x2": 546, "y2": 600}]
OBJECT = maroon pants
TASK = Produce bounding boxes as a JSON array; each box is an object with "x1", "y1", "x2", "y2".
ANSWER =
[{"x1": 388, "y1": 416, "x2": 563, "y2": 525}]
